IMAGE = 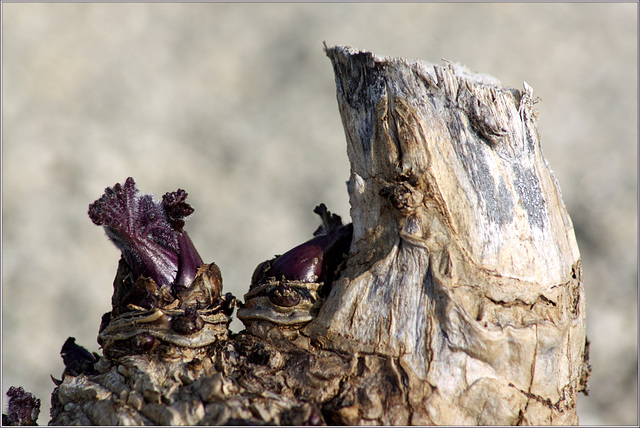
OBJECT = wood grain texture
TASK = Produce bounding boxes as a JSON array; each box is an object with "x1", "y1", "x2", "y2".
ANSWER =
[
  {"x1": 48, "y1": 45, "x2": 588, "y2": 426},
  {"x1": 305, "y1": 45, "x2": 586, "y2": 425}
]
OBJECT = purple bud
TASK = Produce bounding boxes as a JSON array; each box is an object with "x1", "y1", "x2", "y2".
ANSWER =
[
  {"x1": 260, "y1": 204, "x2": 353, "y2": 285},
  {"x1": 267, "y1": 284, "x2": 302, "y2": 307},
  {"x1": 88, "y1": 177, "x2": 203, "y2": 288},
  {"x1": 132, "y1": 333, "x2": 157, "y2": 353}
]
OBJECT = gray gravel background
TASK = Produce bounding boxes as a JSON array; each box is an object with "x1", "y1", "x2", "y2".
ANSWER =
[{"x1": 2, "y1": 3, "x2": 637, "y2": 425}]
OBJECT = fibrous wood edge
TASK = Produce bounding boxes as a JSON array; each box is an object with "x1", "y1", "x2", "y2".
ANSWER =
[{"x1": 48, "y1": 45, "x2": 588, "y2": 426}]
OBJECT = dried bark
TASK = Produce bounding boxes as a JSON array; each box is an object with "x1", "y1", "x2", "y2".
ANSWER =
[{"x1": 49, "y1": 45, "x2": 588, "y2": 425}]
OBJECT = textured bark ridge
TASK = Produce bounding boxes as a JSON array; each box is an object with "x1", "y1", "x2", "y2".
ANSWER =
[{"x1": 49, "y1": 46, "x2": 588, "y2": 425}]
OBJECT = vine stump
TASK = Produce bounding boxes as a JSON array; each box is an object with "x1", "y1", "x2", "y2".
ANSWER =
[{"x1": 48, "y1": 45, "x2": 588, "y2": 426}]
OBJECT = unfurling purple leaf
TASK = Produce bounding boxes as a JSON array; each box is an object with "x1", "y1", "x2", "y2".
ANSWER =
[{"x1": 88, "y1": 177, "x2": 203, "y2": 288}]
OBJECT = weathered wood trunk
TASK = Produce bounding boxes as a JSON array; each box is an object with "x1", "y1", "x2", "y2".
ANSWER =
[
  {"x1": 48, "y1": 46, "x2": 588, "y2": 426},
  {"x1": 306, "y1": 45, "x2": 587, "y2": 424}
]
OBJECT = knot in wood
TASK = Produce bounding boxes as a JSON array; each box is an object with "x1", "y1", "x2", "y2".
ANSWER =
[{"x1": 379, "y1": 182, "x2": 423, "y2": 212}]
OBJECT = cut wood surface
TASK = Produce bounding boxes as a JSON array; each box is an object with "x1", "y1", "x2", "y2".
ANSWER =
[{"x1": 48, "y1": 45, "x2": 588, "y2": 426}]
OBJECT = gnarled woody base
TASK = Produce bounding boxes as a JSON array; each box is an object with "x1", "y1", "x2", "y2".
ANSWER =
[{"x1": 49, "y1": 45, "x2": 588, "y2": 425}]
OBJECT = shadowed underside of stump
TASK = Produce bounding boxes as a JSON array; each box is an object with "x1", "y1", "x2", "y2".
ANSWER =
[{"x1": 48, "y1": 45, "x2": 588, "y2": 426}]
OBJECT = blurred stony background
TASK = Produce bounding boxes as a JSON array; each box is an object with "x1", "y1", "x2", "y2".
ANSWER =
[{"x1": 2, "y1": 3, "x2": 637, "y2": 425}]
